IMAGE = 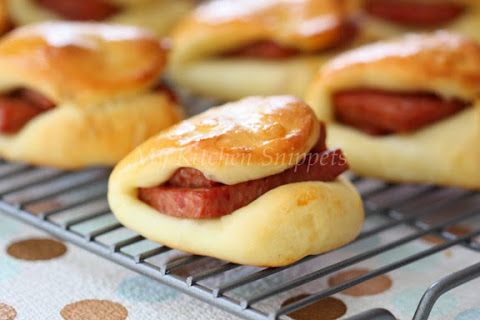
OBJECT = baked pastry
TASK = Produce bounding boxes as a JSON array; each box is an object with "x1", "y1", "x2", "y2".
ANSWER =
[
  {"x1": 306, "y1": 31, "x2": 480, "y2": 189},
  {"x1": 108, "y1": 96, "x2": 364, "y2": 266},
  {"x1": 0, "y1": 22, "x2": 183, "y2": 169},
  {"x1": 0, "y1": 0, "x2": 11, "y2": 35},
  {"x1": 169, "y1": 0, "x2": 359, "y2": 101},
  {"x1": 347, "y1": 0, "x2": 480, "y2": 43},
  {"x1": 6, "y1": 0, "x2": 195, "y2": 37}
]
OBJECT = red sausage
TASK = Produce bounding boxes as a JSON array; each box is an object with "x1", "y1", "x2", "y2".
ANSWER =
[
  {"x1": 167, "y1": 122, "x2": 328, "y2": 189},
  {"x1": 333, "y1": 89, "x2": 467, "y2": 135},
  {"x1": 311, "y1": 122, "x2": 327, "y2": 153},
  {"x1": 0, "y1": 89, "x2": 55, "y2": 134},
  {"x1": 224, "y1": 21, "x2": 357, "y2": 60},
  {"x1": 15, "y1": 88, "x2": 56, "y2": 110},
  {"x1": 364, "y1": 0, "x2": 465, "y2": 27},
  {"x1": 168, "y1": 168, "x2": 221, "y2": 188},
  {"x1": 138, "y1": 148, "x2": 348, "y2": 219},
  {"x1": 153, "y1": 83, "x2": 179, "y2": 104},
  {"x1": 34, "y1": 0, "x2": 119, "y2": 21},
  {"x1": 0, "y1": 98, "x2": 44, "y2": 133},
  {"x1": 224, "y1": 40, "x2": 300, "y2": 60}
]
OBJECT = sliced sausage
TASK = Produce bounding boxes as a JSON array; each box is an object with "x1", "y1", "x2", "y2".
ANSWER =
[
  {"x1": 364, "y1": 0, "x2": 465, "y2": 27},
  {"x1": 0, "y1": 89, "x2": 55, "y2": 134},
  {"x1": 328, "y1": 20, "x2": 358, "y2": 51},
  {"x1": 168, "y1": 168, "x2": 221, "y2": 188},
  {"x1": 34, "y1": 0, "x2": 119, "y2": 21},
  {"x1": 311, "y1": 122, "x2": 327, "y2": 153},
  {"x1": 224, "y1": 40, "x2": 300, "y2": 60},
  {"x1": 138, "y1": 148, "x2": 348, "y2": 219},
  {"x1": 153, "y1": 83, "x2": 179, "y2": 104},
  {"x1": 14, "y1": 88, "x2": 56, "y2": 110},
  {"x1": 223, "y1": 21, "x2": 357, "y2": 60},
  {"x1": 0, "y1": 98, "x2": 44, "y2": 133},
  {"x1": 333, "y1": 89, "x2": 467, "y2": 135},
  {"x1": 167, "y1": 122, "x2": 328, "y2": 189}
]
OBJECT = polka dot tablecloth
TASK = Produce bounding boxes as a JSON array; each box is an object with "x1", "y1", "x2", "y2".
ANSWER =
[{"x1": 1, "y1": 214, "x2": 480, "y2": 320}]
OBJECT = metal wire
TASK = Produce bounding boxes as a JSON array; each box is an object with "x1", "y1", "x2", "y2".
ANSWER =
[{"x1": 0, "y1": 162, "x2": 478, "y2": 320}]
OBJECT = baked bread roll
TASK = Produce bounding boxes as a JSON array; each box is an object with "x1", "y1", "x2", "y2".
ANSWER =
[
  {"x1": 306, "y1": 31, "x2": 480, "y2": 189},
  {"x1": 0, "y1": 0, "x2": 11, "y2": 35},
  {"x1": 169, "y1": 0, "x2": 360, "y2": 101},
  {"x1": 108, "y1": 96, "x2": 364, "y2": 266},
  {"x1": 0, "y1": 22, "x2": 183, "y2": 169},
  {"x1": 346, "y1": 0, "x2": 480, "y2": 43},
  {"x1": 6, "y1": 0, "x2": 194, "y2": 37}
]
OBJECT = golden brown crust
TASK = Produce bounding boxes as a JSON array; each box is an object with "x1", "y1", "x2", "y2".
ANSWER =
[
  {"x1": 306, "y1": 31, "x2": 480, "y2": 189},
  {"x1": 169, "y1": 0, "x2": 357, "y2": 100},
  {"x1": 309, "y1": 31, "x2": 480, "y2": 120},
  {"x1": 324, "y1": 31, "x2": 480, "y2": 85},
  {"x1": 0, "y1": 22, "x2": 167, "y2": 105},
  {"x1": 6, "y1": 0, "x2": 195, "y2": 37},
  {"x1": 0, "y1": 0, "x2": 10, "y2": 35},
  {"x1": 108, "y1": 176, "x2": 364, "y2": 267},
  {"x1": 108, "y1": 95, "x2": 364, "y2": 266},
  {"x1": 112, "y1": 96, "x2": 320, "y2": 186},
  {"x1": 317, "y1": 108, "x2": 480, "y2": 189},
  {"x1": 0, "y1": 93, "x2": 183, "y2": 169},
  {"x1": 345, "y1": 0, "x2": 480, "y2": 43},
  {"x1": 171, "y1": 0, "x2": 350, "y2": 65},
  {"x1": 0, "y1": 22, "x2": 183, "y2": 169}
]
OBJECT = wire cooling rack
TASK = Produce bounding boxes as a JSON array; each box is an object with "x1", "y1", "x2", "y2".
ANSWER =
[{"x1": 0, "y1": 161, "x2": 479, "y2": 320}]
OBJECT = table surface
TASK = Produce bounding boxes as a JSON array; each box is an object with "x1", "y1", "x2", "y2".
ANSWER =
[{"x1": 1, "y1": 213, "x2": 480, "y2": 320}]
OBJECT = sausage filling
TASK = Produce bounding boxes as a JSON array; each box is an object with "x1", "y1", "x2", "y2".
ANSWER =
[
  {"x1": 0, "y1": 88, "x2": 55, "y2": 134},
  {"x1": 0, "y1": 82, "x2": 175, "y2": 135},
  {"x1": 364, "y1": 0, "x2": 465, "y2": 27},
  {"x1": 333, "y1": 89, "x2": 468, "y2": 135},
  {"x1": 34, "y1": 0, "x2": 120, "y2": 21},
  {"x1": 153, "y1": 82, "x2": 178, "y2": 104},
  {"x1": 138, "y1": 124, "x2": 349, "y2": 219},
  {"x1": 222, "y1": 21, "x2": 358, "y2": 60}
]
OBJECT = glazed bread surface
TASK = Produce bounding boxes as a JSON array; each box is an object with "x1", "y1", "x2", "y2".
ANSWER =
[
  {"x1": 346, "y1": 0, "x2": 480, "y2": 43},
  {"x1": 306, "y1": 31, "x2": 480, "y2": 188},
  {"x1": 108, "y1": 96, "x2": 364, "y2": 266},
  {"x1": 0, "y1": 0, "x2": 10, "y2": 35},
  {"x1": 171, "y1": 0, "x2": 350, "y2": 64},
  {"x1": 7, "y1": 0, "x2": 194, "y2": 37},
  {"x1": 110, "y1": 96, "x2": 321, "y2": 186},
  {"x1": 170, "y1": 0, "x2": 353, "y2": 100},
  {"x1": 0, "y1": 22, "x2": 183, "y2": 168}
]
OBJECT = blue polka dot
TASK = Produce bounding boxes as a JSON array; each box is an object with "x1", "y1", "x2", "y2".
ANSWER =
[
  {"x1": 375, "y1": 243, "x2": 441, "y2": 272},
  {"x1": 0, "y1": 257, "x2": 20, "y2": 283},
  {"x1": 456, "y1": 308, "x2": 480, "y2": 320},
  {"x1": 0, "y1": 216, "x2": 19, "y2": 239},
  {"x1": 344, "y1": 234, "x2": 382, "y2": 252},
  {"x1": 232, "y1": 273, "x2": 285, "y2": 299},
  {"x1": 117, "y1": 276, "x2": 178, "y2": 302},
  {"x1": 393, "y1": 287, "x2": 457, "y2": 318}
]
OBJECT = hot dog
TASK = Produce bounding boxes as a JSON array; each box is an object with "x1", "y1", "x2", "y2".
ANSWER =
[
  {"x1": 364, "y1": 0, "x2": 465, "y2": 27},
  {"x1": 16, "y1": 88, "x2": 55, "y2": 110},
  {"x1": 168, "y1": 167, "x2": 221, "y2": 188},
  {"x1": 166, "y1": 122, "x2": 328, "y2": 189},
  {"x1": 153, "y1": 83, "x2": 179, "y2": 104},
  {"x1": 139, "y1": 148, "x2": 347, "y2": 219},
  {"x1": 223, "y1": 40, "x2": 300, "y2": 60},
  {"x1": 0, "y1": 98, "x2": 44, "y2": 133},
  {"x1": 223, "y1": 22, "x2": 357, "y2": 59},
  {"x1": 0, "y1": 89, "x2": 55, "y2": 134},
  {"x1": 34, "y1": 0, "x2": 119, "y2": 21},
  {"x1": 333, "y1": 89, "x2": 467, "y2": 135}
]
